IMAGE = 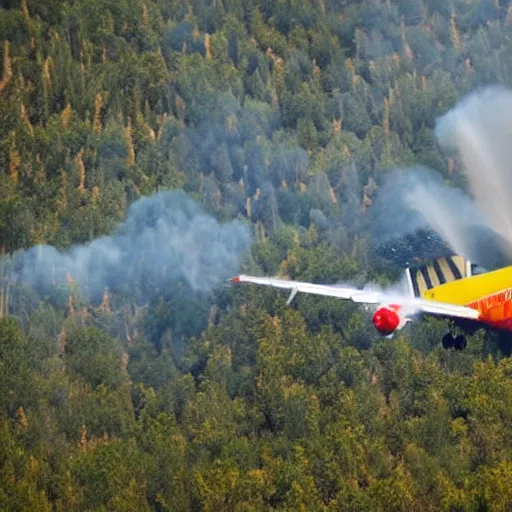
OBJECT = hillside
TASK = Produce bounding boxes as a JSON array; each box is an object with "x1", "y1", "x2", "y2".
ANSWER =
[{"x1": 0, "y1": 0, "x2": 512, "y2": 509}]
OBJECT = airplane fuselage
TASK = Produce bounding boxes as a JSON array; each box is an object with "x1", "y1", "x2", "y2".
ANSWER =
[{"x1": 420, "y1": 264, "x2": 512, "y2": 332}]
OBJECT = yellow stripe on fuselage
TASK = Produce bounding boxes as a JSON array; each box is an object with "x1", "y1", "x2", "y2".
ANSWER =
[
  {"x1": 422, "y1": 265, "x2": 512, "y2": 305},
  {"x1": 426, "y1": 265, "x2": 441, "y2": 287}
]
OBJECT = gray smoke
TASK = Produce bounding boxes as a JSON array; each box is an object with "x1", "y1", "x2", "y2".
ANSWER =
[
  {"x1": 372, "y1": 85, "x2": 512, "y2": 269},
  {"x1": 9, "y1": 191, "x2": 252, "y2": 303}
]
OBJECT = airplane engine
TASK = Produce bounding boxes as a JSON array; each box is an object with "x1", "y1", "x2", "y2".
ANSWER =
[{"x1": 372, "y1": 305, "x2": 403, "y2": 335}]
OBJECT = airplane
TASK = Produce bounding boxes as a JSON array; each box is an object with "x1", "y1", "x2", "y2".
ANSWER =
[{"x1": 231, "y1": 254, "x2": 512, "y2": 350}]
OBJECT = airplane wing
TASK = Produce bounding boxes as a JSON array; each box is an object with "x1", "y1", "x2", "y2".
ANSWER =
[{"x1": 231, "y1": 274, "x2": 480, "y2": 321}]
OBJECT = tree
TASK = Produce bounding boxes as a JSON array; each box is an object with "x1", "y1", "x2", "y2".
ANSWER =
[
  {"x1": 71, "y1": 438, "x2": 150, "y2": 511},
  {"x1": 64, "y1": 325, "x2": 127, "y2": 390},
  {"x1": 0, "y1": 317, "x2": 37, "y2": 418}
]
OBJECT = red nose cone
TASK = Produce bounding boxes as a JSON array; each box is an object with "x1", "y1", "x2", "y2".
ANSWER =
[{"x1": 372, "y1": 306, "x2": 400, "y2": 335}]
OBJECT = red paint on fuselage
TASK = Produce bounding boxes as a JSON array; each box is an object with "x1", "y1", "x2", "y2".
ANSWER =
[{"x1": 466, "y1": 288, "x2": 512, "y2": 332}]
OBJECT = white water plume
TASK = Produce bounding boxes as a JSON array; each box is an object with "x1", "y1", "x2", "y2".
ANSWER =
[
  {"x1": 403, "y1": 173, "x2": 488, "y2": 260},
  {"x1": 372, "y1": 85, "x2": 512, "y2": 269},
  {"x1": 434, "y1": 85, "x2": 512, "y2": 257}
]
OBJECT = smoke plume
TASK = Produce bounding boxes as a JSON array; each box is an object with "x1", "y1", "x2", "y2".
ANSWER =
[
  {"x1": 372, "y1": 85, "x2": 512, "y2": 269},
  {"x1": 8, "y1": 191, "x2": 252, "y2": 304}
]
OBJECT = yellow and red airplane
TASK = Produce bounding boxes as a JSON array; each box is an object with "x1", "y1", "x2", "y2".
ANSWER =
[{"x1": 232, "y1": 255, "x2": 512, "y2": 350}]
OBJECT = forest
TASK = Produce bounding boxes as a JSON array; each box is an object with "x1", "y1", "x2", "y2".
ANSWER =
[{"x1": 1, "y1": 0, "x2": 512, "y2": 509}]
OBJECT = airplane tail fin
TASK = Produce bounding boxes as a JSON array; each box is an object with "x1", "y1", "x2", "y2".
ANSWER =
[
  {"x1": 404, "y1": 255, "x2": 474, "y2": 299},
  {"x1": 405, "y1": 267, "x2": 415, "y2": 298}
]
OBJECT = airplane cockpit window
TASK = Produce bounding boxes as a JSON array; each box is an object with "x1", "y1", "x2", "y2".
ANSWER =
[{"x1": 470, "y1": 264, "x2": 488, "y2": 276}]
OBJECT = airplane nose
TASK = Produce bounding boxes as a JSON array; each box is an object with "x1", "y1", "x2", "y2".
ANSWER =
[{"x1": 372, "y1": 306, "x2": 400, "y2": 335}]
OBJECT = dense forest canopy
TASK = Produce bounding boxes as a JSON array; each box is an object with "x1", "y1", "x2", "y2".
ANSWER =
[{"x1": 1, "y1": 0, "x2": 512, "y2": 509}]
